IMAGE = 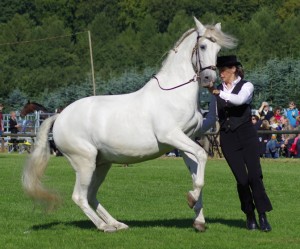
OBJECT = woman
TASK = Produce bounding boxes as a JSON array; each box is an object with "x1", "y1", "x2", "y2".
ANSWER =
[
  {"x1": 208, "y1": 55, "x2": 272, "y2": 232},
  {"x1": 251, "y1": 115, "x2": 261, "y2": 130}
]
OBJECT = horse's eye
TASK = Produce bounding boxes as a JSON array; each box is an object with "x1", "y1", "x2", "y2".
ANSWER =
[{"x1": 200, "y1": 45, "x2": 206, "y2": 50}]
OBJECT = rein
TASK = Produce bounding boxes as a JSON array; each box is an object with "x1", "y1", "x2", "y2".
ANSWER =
[
  {"x1": 153, "y1": 74, "x2": 197, "y2": 91},
  {"x1": 154, "y1": 31, "x2": 217, "y2": 91}
]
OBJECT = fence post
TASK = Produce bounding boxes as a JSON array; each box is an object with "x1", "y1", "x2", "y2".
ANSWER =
[{"x1": 1, "y1": 137, "x2": 4, "y2": 152}]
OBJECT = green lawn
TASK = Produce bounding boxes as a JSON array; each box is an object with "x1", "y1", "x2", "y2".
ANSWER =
[{"x1": 0, "y1": 153, "x2": 299, "y2": 249}]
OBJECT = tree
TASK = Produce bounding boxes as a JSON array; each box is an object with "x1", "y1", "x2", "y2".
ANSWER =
[{"x1": 248, "y1": 58, "x2": 300, "y2": 109}]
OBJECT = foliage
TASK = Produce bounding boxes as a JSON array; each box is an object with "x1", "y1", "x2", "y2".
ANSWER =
[
  {"x1": 0, "y1": 154, "x2": 300, "y2": 248},
  {"x1": 6, "y1": 88, "x2": 28, "y2": 111},
  {"x1": 248, "y1": 57, "x2": 300, "y2": 109},
  {"x1": 103, "y1": 67, "x2": 156, "y2": 95}
]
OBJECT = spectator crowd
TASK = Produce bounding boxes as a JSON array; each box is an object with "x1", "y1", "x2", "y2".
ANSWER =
[{"x1": 252, "y1": 101, "x2": 300, "y2": 159}]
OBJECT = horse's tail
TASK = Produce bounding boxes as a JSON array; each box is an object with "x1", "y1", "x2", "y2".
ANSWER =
[{"x1": 22, "y1": 114, "x2": 60, "y2": 211}]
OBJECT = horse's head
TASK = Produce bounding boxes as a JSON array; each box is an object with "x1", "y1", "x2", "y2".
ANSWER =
[
  {"x1": 20, "y1": 101, "x2": 33, "y2": 117},
  {"x1": 20, "y1": 100, "x2": 48, "y2": 117},
  {"x1": 193, "y1": 17, "x2": 237, "y2": 88}
]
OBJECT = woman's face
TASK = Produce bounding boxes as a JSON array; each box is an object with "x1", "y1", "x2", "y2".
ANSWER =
[
  {"x1": 280, "y1": 117, "x2": 287, "y2": 124},
  {"x1": 218, "y1": 66, "x2": 236, "y2": 84}
]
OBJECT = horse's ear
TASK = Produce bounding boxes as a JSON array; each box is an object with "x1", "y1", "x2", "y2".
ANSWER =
[
  {"x1": 194, "y1": 16, "x2": 205, "y2": 35},
  {"x1": 215, "y1": 23, "x2": 221, "y2": 31}
]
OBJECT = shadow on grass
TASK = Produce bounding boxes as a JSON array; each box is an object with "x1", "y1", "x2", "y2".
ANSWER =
[{"x1": 31, "y1": 217, "x2": 245, "y2": 231}]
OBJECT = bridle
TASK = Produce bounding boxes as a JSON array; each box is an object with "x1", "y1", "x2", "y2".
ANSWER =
[
  {"x1": 154, "y1": 30, "x2": 217, "y2": 91},
  {"x1": 192, "y1": 34, "x2": 217, "y2": 75}
]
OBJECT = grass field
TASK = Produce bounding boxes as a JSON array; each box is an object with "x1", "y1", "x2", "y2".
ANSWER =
[{"x1": 0, "y1": 153, "x2": 299, "y2": 249}]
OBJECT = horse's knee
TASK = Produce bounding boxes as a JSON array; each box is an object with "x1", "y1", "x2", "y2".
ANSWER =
[
  {"x1": 194, "y1": 179, "x2": 204, "y2": 190},
  {"x1": 72, "y1": 194, "x2": 81, "y2": 206},
  {"x1": 197, "y1": 149, "x2": 208, "y2": 161}
]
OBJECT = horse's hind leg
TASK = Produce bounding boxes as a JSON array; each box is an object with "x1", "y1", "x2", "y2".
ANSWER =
[
  {"x1": 88, "y1": 162, "x2": 129, "y2": 230},
  {"x1": 69, "y1": 155, "x2": 117, "y2": 232}
]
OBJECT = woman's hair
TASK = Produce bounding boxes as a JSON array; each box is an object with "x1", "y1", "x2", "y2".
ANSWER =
[
  {"x1": 234, "y1": 65, "x2": 244, "y2": 79},
  {"x1": 261, "y1": 119, "x2": 270, "y2": 129},
  {"x1": 251, "y1": 115, "x2": 259, "y2": 121},
  {"x1": 274, "y1": 107, "x2": 281, "y2": 113},
  {"x1": 269, "y1": 116, "x2": 278, "y2": 124}
]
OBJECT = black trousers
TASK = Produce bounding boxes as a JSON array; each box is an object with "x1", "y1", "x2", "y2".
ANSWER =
[{"x1": 220, "y1": 122, "x2": 273, "y2": 214}]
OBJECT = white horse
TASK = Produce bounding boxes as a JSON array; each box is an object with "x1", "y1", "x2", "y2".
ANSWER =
[{"x1": 22, "y1": 17, "x2": 236, "y2": 232}]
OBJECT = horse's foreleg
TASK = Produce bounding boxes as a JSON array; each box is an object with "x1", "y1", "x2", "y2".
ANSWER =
[
  {"x1": 160, "y1": 130, "x2": 207, "y2": 231},
  {"x1": 181, "y1": 151, "x2": 207, "y2": 230},
  {"x1": 180, "y1": 147, "x2": 207, "y2": 202}
]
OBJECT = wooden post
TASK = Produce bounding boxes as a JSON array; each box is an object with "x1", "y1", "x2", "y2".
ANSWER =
[
  {"x1": 88, "y1": 30, "x2": 96, "y2": 96},
  {"x1": 1, "y1": 137, "x2": 4, "y2": 152}
]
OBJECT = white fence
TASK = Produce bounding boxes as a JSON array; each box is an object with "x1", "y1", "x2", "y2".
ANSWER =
[{"x1": 3, "y1": 111, "x2": 54, "y2": 134}]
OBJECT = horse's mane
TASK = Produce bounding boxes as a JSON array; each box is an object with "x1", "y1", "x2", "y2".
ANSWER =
[
  {"x1": 30, "y1": 102, "x2": 48, "y2": 112},
  {"x1": 174, "y1": 25, "x2": 237, "y2": 50},
  {"x1": 203, "y1": 25, "x2": 237, "y2": 49},
  {"x1": 160, "y1": 25, "x2": 237, "y2": 69},
  {"x1": 173, "y1": 28, "x2": 197, "y2": 50}
]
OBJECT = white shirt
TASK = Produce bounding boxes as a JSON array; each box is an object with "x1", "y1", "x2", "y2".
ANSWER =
[
  {"x1": 200, "y1": 76, "x2": 254, "y2": 133},
  {"x1": 219, "y1": 76, "x2": 254, "y2": 105}
]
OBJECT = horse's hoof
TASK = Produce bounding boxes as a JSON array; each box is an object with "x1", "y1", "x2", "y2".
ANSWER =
[
  {"x1": 187, "y1": 191, "x2": 197, "y2": 208},
  {"x1": 104, "y1": 227, "x2": 117, "y2": 233},
  {"x1": 102, "y1": 225, "x2": 117, "y2": 233},
  {"x1": 193, "y1": 221, "x2": 206, "y2": 232},
  {"x1": 115, "y1": 222, "x2": 129, "y2": 230}
]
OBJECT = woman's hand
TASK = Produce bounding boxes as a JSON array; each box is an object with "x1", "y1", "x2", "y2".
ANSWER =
[{"x1": 207, "y1": 86, "x2": 220, "y2": 96}]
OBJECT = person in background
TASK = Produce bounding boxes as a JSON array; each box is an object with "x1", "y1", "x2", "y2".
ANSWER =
[
  {"x1": 269, "y1": 116, "x2": 281, "y2": 131},
  {"x1": 0, "y1": 104, "x2": 4, "y2": 137},
  {"x1": 9, "y1": 111, "x2": 21, "y2": 151},
  {"x1": 280, "y1": 115, "x2": 296, "y2": 157},
  {"x1": 296, "y1": 116, "x2": 300, "y2": 127},
  {"x1": 288, "y1": 131, "x2": 300, "y2": 158},
  {"x1": 265, "y1": 134, "x2": 281, "y2": 159},
  {"x1": 251, "y1": 115, "x2": 261, "y2": 130},
  {"x1": 258, "y1": 102, "x2": 274, "y2": 121},
  {"x1": 273, "y1": 107, "x2": 282, "y2": 121},
  {"x1": 258, "y1": 120, "x2": 271, "y2": 158},
  {"x1": 295, "y1": 133, "x2": 300, "y2": 158},
  {"x1": 207, "y1": 55, "x2": 272, "y2": 232},
  {"x1": 285, "y1": 101, "x2": 298, "y2": 128}
]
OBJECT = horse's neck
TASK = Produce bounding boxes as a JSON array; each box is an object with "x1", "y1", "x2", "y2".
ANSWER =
[{"x1": 157, "y1": 32, "x2": 197, "y2": 85}]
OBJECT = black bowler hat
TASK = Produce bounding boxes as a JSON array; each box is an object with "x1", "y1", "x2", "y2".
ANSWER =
[{"x1": 217, "y1": 55, "x2": 242, "y2": 68}]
